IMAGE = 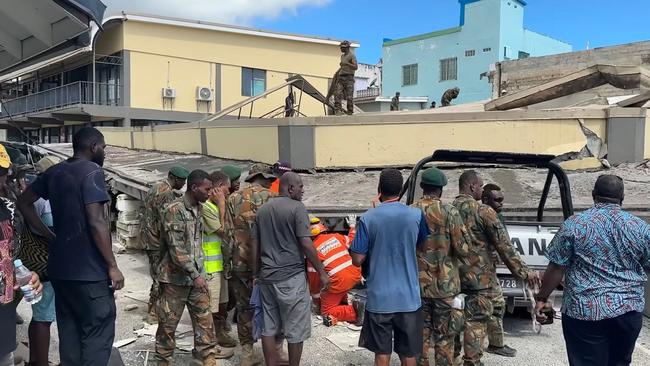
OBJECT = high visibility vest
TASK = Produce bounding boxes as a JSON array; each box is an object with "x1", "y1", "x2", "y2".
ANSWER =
[
  {"x1": 270, "y1": 179, "x2": 280, "y2": 194},
  {"x1": 202, "y1": 201, "x2": 224, "y2": 274},
  {"x1": 306, "y1": 232, "x2": 354, "y2": 277},
  {"x1": 306, "y1": 230, "x2": 360, "y2": 293}
]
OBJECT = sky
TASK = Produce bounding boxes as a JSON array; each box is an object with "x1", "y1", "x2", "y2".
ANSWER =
[{"x1": 104, "y1": 0, "x2": 650, "y2": 64}]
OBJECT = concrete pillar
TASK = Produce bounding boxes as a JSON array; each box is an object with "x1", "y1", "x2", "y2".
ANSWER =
[
  {"x1": 278, "y1": 125, "x2": 315, "y2": 170},
  {"x1": 200, "y1": 128, "x2": 208, "y2": 155},
  {"x1": 607, "y1": 116, "x2": 645, "y2": 164}
]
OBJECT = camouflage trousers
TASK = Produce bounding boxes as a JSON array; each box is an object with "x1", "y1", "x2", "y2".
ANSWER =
[
  {"x1": 147, "y1": 250, "x2": 162, "y2": 315},
  {"x1": 229, "y1": 273, "x2": 254, "y2": 346},
  {"x1": 462, "y1": 290, "x2": 493, "y2": 366},
  {"x1": 486, "y1": 286, "x2": 506, "y2": 348},
  {"x1": 155, "y1": 283, "x2": 217, "y2": 365},
  {"x1": 334, "y1": 74, "x2": 355, "y2": 115},
  {"x1": 419, "y1": 297, "x2": 464, "y2": 366}
]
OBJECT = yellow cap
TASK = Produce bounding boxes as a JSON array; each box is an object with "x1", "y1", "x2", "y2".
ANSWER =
[{"x1": 0, "y1": 145, "x2": 11, "y2": 168}]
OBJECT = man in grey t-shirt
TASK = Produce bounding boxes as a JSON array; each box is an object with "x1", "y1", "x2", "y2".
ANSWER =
[{"x1": 252, "y1": 172, "x2": 330, "y2": 366}]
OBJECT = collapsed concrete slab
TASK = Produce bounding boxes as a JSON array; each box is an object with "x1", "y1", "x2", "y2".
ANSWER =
[{"x1": 485, "y1": 65, "x2": 650, "y2": 111}]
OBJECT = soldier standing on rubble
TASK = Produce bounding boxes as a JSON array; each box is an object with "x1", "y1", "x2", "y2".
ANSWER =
[
  {"x1": 453, "y1": 170, "x2": 539, "y2": 366},
  {"x1": 141, "y1": 166, "x2": 189, "y2": 324},
  {"x1": 412, "y1": 167, "x2": 470, "y2": 366},
  {"x1": 441, "y1": 87, "x2": 460, "y2": 107},
  {"x1": 224, "y1": 164, "x2": 277, "y2": 366},
  {"x1": 155, "y1": 170, "x2": 217, "y2": 366},
  {"x1": 390, "y1": 92, "x2": 400, "y2": 111},
  {"x1": 334, "y1": 40, "x2": 358, "y2": 115}
]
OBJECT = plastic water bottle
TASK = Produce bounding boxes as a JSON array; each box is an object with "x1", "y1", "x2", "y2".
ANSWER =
[{"x1": 14, "y1": 259, "x2": 41, "y2": 305}]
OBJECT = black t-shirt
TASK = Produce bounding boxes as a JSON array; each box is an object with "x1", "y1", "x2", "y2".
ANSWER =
[
  {"x1": 254, "y1": 196, "x2": 311, "y2": 284},
  {"x1": 30, "y1": 159, "x2": 110, "y2": 281}
]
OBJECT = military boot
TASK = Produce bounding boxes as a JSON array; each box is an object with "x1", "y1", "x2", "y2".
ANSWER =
[
  {"x1": 214, "y1": 346, "x2": 234, "y2": 359},
  {"x1": 486, "y1": 344, "x2": 517, "y2": 357},
  {"x1": 203, "y1": 357, "x2": 219, "y2": 366},
  {"x1": 240, "y1": 344, "x2": 259, "y2": 366},
  {"x1": 214, "y1": 316, "x2": 237, "y2": 348}
]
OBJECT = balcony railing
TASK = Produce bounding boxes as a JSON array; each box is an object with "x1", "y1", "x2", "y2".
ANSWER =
[
  {"x1": 355, "y1": 88, "x2": 381, "y2": 99},
  {"x1": 0, "y1": 81, "x2": 122, "y2": 118}
]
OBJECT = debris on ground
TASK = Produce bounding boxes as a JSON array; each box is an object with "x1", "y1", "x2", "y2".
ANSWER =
[
  {"x1": 114, "y1": 338, "x2": 137, "y2": 348},
  {"x1": 125, "y1": 304, "x2": 139, "y2": 311}
]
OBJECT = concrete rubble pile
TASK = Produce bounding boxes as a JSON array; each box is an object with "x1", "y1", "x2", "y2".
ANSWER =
[{"x1": 115, "y1": 194, "x2": 144, "y2": 250}]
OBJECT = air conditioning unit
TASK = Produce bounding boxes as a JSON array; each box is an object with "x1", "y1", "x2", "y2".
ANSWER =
[
  {"x1": 196, "y1": 86, "x2": 213, "y2": 101},
  {"x1": 162, "y1": 87, "x2": 176, "y2": 99}
]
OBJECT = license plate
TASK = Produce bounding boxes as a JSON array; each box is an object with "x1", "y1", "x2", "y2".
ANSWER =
[{"x1": 499, "y1": 277, "x2": 520, "y2": 289}]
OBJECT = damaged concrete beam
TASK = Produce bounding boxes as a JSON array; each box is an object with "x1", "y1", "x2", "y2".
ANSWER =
[{"x1": 485, "y1": 65, "x2": 650, "y2": 111}]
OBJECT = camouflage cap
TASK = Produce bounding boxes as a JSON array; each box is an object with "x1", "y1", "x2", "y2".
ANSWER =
[
  {"x1": 340, "y1": 40, "x2": 351, "y2": 48},
  {"x1": 221, "y1": 165, "x2": 242, "y2": 181},
  {"x1": 169, "y1": 165, "x2": 190, "y2": 179},
  {"x1": 245, "y1": 163, "x2": 275, "y2": 182},
  {"x1": 421, "y1": 167, "x2": 447, "y2": 187}
]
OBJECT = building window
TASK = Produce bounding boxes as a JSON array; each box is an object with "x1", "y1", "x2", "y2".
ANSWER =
[
  {"x1": 483, "y1": 47, "x2": 492, "y2": 52},
  {"x1": 465, "y1": 50, "x2": 476, "y2": 57},
  {"x1": 242, "y1": 67, "x2": 267, "y2": 96},
  {"x1": 402, "y1": 64, "x2": 418, "y2": 86},
  {"x1": 440, "y1": 58, "x2": 458, "y2": 81},
  {"x1": 518, "y1": 51, "x2": 530, "y2": 59}
]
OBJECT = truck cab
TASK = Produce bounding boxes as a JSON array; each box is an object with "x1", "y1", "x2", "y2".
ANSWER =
[{"x1": 403, "y1": 150, "x2": 572, "y2": 310}]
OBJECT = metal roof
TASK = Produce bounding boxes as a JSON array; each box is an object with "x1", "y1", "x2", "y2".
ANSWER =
[
  {"x1": 112, "y1": 12, "x2": 360, "y2": 48},
  {"x1": 0, "y1": 0, "x2": 105, "y2": 73}
]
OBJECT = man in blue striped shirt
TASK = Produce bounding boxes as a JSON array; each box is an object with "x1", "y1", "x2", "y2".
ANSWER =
[{"x1": 535, "y1": 175, "x2": 650, "y2": 366}]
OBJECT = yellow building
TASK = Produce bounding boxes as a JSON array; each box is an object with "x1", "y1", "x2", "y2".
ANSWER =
[{"x1": 0, "y1": 13, "x2": 356, "y2": 142}]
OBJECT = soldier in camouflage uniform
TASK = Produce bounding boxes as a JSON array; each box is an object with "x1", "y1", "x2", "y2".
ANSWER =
[
  {"x1": 223, "y1": 163, "x2": 277, "y2": 366},
  {"x1": 141, "y1": 166, "x2": 189, "y2": 323},
  {"x1": 412, "y1": 167, "x2": 471, "y2": 366},
  {"x1": 441, "y1": 87, "x2": 460, "y2": 107},
  {"x1": 334, "y1": 40, "x2": 358, "y2": 115},
  {"x1": 481, "y1": 183, "x2": 517, "y2": 357},
  {"x1": 452, "y1": 170, "x2": 539, "y2": 366},
  {"x1": 155, "y1": 170, "x2": 217, "y2": 366}
]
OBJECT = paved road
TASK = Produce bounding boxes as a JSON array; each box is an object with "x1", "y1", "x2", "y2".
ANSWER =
[{"x1": 14, "y1": 248, "x2": 650, "y2": 365}]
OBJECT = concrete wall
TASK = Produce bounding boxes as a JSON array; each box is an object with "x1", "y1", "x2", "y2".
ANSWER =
[
  {"x1": 110, "y1": 20, "x2": 340, "y2": 117},
  {"x1": 313, "y1": 116, "x2": 605, "y2": 168},
  {"x1": 204, "y1": 125, "x2": 278, "y2": 163},
  {"x1": 496, "y1": 40, "x2": 650, "y2": 96},
  {"x1": 98, "y1": 108, "x2": 646, "y2": 170}
]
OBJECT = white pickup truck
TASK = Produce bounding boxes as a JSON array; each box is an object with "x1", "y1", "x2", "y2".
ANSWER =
[{"x1": 402, "y1": 150, "x2": 571, "y2": 310}]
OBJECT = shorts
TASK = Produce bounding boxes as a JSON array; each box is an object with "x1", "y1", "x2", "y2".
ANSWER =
[
  {"x1": 206, "y1": 272, "x2": 229, "y2": 313},
  {"x1": 359, "y1": 308, "x2": 423, "y2": 357},
  {"x1": 260, "y1": 272, "x2": 311, "y2": 344},
  {"x1": 32, "y1": 281, "x2": 56, "y2": 322}
]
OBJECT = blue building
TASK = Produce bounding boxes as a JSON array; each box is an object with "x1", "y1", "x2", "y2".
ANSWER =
[{"x1": 381, "y1": 0, "x2": 572, "y2": 105}]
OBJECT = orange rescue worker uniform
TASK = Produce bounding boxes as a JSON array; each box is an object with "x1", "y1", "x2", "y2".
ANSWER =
[
  {"x1": 270, "y1": 178, "x2": 280, "y2": 194},
  {"x1": 307, "y1": 217, "x2": 361, "y2": 323}
]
